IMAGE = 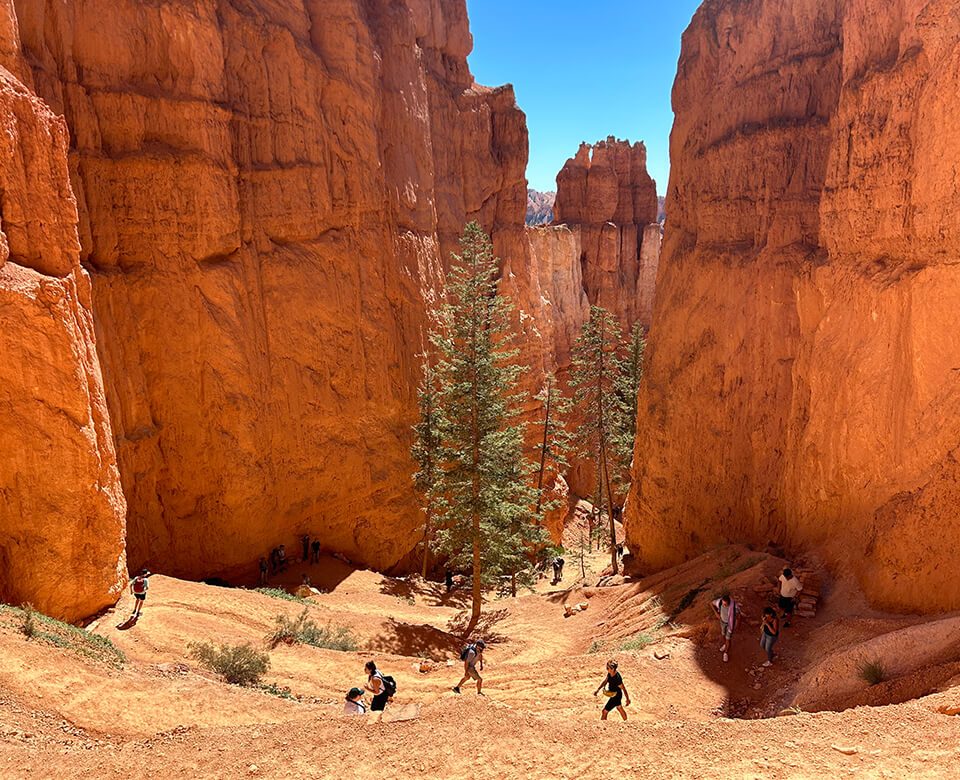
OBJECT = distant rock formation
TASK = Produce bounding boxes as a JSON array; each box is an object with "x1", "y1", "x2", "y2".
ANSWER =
[
  {"x1": 526, "y1": 189, "x2": 555, "y2": 226},
  {"x1": 627, "y1": 0, "x2": 960, "y2": 614},
  {"x1": 528, "y1": 137, "x2": 661, "y2": 498}
]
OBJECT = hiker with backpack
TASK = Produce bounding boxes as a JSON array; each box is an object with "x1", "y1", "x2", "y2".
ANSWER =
[
  {"x1": 129, "y1": 568, "x2": 151, "y2": 620},
  {"x1": 593, "y1": 659, "x2": 631, "y2": 720},
  {"x1": 343, "y1": 687, "x2": 367, "y2": 716},
  {"x1": 453, "y1": 639, "x2": 486, "y2": 695},
  {"x1": 552, "y1": 556, "x2": 565, "y2": 584},
  {"x1": 759, "y1": 606, "x2": 780, "y2": 667},
  {"x1": 364, "y1": 660, "x2": 396, "y2": 712},
  {"x1": 711, "y1": 593, "x2": 739, "y2": 663}
]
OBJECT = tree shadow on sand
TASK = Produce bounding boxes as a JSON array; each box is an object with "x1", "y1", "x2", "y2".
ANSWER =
[
  {"x1": 378, "y1": 576, "x2": 471, "y2": 609},
  {"x1": 445, "y1": 608, "x2": 509, "y2": 644},
  {"x1": 367, "y1": 618, "x2": 462, "y2": 657}
]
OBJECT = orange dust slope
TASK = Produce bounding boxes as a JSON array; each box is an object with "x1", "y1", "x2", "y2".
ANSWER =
[{"x1": 0, "y1": 547, "x2": 958, "y2": 779}]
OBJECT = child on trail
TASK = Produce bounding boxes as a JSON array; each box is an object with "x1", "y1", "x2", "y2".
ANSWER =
[
  {"x1": 711, "y1": 593, "x2": 739, "y2": 663},
  {"x1": 778, "y1": 568, "x2": 803, "y2": 626},
  {"x1": 759, "y1": 607, "x2": 780, "y2": 666},
  {"x1": 364, "y1": 660, "x2": 391, "y2": 712},
  {"x1": 453, "y1": 639, "x2": 486, "y2": 695},
  {"x1": 593, "y1": 659, "x2": 631, "y2": 720},
  {"x1": 311, "y1": 539, "x2": 321, "y2": 564},
  {"x1": 258, "y1": 557, "x2": 269, "y2": 585},
  {"x1": 343, "y1": 687, "x2": 367, "y2": 716},
  {"x1": 129, "y1": 568, "x2": 150, "y2": 619}
]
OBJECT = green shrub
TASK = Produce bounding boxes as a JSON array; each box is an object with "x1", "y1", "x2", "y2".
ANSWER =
[
  {"x1": 620, "y1": 633, "x2": 656, "y2": 651},
  {"x1": 3, "y1": 603, "x2": 125, "y2": 666},
  {"x1": 18, "y1": 604, "x2": 37, "y2": 639},
  {"x1": 254, "y1": 588, "x2": 311, "y2": 604},
  {"x1": 190, "y1": 641, "x2": 270, "y2": 686},
  {"x1": 858, "y1": 659, "x2": 887, "y2": 686},
  {"x1": 268, "y1": 609, "x2": 358, "y2": 651},
  {"x1": 587, "y1": 640, "x2": 603, "y2": 654},
  {"x1": 260, "y1": 682, "x2": 297, "y2": 700}
]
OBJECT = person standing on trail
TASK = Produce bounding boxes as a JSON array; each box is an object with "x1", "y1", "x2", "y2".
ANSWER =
[
  {"x1": 364, "y1": 660, "x2": 391, "y2": 712},
  {"x1": 445, "y1": 568, "x2": 454, "y2": 593},
  {"x1": 269, "y1": 547, "x2": 279, "y2": 575},
  {"x1": 594, "y1": 659, "x2": 631, "y2": 720},
  {"x1": 258, "y1": 556, "x2": 269, "y2": 585},
  {"x1": 778, "y1": 568, "x2": 803, "y2": 627},
  {"x1": 129, "y1": 568, "x2": 151, "y2": 620},
  {"x1": 343, "y1": 687, "x2": 367, "y2": 716},
  {"x1": 311, "y1": 539, "x2": 321, "y2": 564},
  {"x1": 711, "y1": 593, "x2": 739, "y2": 663},
  {"x1": 759, "y1": 606, "x2": 780, "y2": 666},
  {"x1": 277, "y1": 544, "x2": 287, "y2": 572},
  {"x1": 301, "y1": 534, "x2": 310, "y2": 563},
  {"x1": 453, "y1": 639, "x2": 486, "y2": 695}
]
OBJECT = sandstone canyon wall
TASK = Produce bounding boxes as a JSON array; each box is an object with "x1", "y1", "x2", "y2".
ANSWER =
[
  {"x1": 530, "y1": 138, "x2": 661, "y2": 498},
  {"x1": 0, "y1": 0, "x2": 125, "y2": 621},
  {"x1": 9, "y1": 0, "x2": 531, "y2": 582},
  {"x1": 628, "y1": 0, "x2": 960, "y2": 612}
]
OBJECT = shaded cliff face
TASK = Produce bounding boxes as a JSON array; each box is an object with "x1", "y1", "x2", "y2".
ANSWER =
[
  {"x1": 0, "y1": 3, "x2": 126, "y2": 621},
  {"x1": 628, "y1": 0, "x2": 960, "y2": 612},
  {"x1": 12, "y1": 0, "x2": 529, "y2": 580}
]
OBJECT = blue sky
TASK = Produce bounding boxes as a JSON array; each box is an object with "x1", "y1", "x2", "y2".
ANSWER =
[{"x1": 466, "y1": 0, "x2": 702, "y2": 195}]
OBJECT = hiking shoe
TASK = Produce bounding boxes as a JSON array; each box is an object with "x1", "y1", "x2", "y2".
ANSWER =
[
  {"x1": 723, "y1": 652, "x2": 729, "y2": 663},
  {"x1": 452, "y1": 687, "x2": 461, "y2": 694},
  {"x1": 762, "y1": 660, "x2": 772, "y2": 667}
]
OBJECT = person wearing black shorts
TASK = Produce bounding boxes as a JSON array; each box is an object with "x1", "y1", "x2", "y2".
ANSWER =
[
  {"x1": 593, "y1": 659, "x2": 631, "y2": 720},
  {"x1": 364, "y1": 661, "x2": 389, "y2": 711}
]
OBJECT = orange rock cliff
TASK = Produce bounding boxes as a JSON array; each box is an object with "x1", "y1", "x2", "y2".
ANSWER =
[
  {"x1": 0, "y1": 1, "x2": 126, "y2": 621},
  {"x1": 531, "y1": 137, "x2": 662, "y2": 497},
  {"x1": 627, "y1": 0, "x2": 960, "y2": 613},
  {"x1": 0, "y1": 0, "x2": 660, "y2": 614}
]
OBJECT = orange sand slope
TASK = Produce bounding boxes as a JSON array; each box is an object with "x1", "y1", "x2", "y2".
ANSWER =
[{"x1": 0, "y1": 547, "x2": 958, "y2": 779}]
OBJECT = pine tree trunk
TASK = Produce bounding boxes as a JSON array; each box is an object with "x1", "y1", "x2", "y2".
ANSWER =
[
  {"x1": 535, "y1": 380, "x2": 552, "y2": 517},
  {"x1": 600, "y1": 442, "x2": 619, "y2": 575},
  {"x1": 420, "y1": 509, "x2": 431, "y2": 579}
]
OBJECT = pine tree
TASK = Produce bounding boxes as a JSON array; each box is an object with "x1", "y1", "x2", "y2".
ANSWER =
[
  {"x1": 611, "y1": 322, "x2": 647, "y2": 474},
  {"x1": 412, "y1": 353, "x2": 442, "y2": 578},
  {"x1": 569, "y1": 305, "x2": 627, "y2": 575},
  {"x1": 426, "y1": 222, "x2": 547, "y2": 634},
  {"x1": 533, "y1": 373, "x2": 573, "y2": 519}
]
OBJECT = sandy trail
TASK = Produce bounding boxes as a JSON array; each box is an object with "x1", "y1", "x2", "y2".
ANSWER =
[{"x1": 0, "y1": 545, "x2": 958, "y2": 778}]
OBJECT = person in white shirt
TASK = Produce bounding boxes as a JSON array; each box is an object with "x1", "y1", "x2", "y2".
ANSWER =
[
  {"x1": 778, "y1": 568, "x2": 803, "y2": 626},
  {"x1": 343, "y1": 687, "x2": 367, "y2": 716}
]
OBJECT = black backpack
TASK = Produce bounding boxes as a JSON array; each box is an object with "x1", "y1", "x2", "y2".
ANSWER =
[
  {"x1": 459, "y1": 643, "x2": 475, "y2": 661},
  {"x1": 381, "y1": 674, "x2": 397, "y2": 697}
]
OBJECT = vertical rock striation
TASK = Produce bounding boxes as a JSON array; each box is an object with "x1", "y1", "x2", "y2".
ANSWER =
[
  {"x1": 628, "y1": 0, "x2": 960, "y2": 613},
  {"x1": 530, "y1": 138, "x2": 661, "y2": 498},
  {"x1": 0, "y1": 0, "x2": 126, "y2": 620},
  {"x1": 11, "y1": 0, "x2": 531, "y2": 580}
]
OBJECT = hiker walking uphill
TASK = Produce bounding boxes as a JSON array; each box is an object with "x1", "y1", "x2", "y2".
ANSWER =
[
  {"x1": 453, "y1": 639, "x2": 486, "y2": 695},
  {"x1": 552, "y1": 556, "x2": 565, "y2": 584},
  {"x1": 594, "y1": 659, "x2": 630, "y2": 720},
  {"x1": 364, "y1": 660, "x2": 396, "y2": 712},
  {"x1": 129, "y1": 568, "x2": 151, "y2": 620},
  {"x1": 778, "y1": 568, "x2": 803, "y2": 626},
  {"x1": 711, "y1": 593, "x2": 739, "y2": 663}
]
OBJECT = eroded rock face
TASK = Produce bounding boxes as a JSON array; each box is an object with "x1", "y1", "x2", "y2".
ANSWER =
[
  {"x1": 627, "y1": 0, "x2": 960, "y2": 613},
  {"x1": 0, "y1": 17, "x2": 126, "y2": 620},
  {"x1": 12, "y1": 0, "x2": 531, "y2": 580},
  {"x1": 532, "y1": 138, "x2": 660, "y2": 497}
]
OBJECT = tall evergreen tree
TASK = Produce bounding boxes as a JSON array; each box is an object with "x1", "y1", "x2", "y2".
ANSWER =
[
  {"x1": 569, "y1": 305, "x2": 627, "y2": 574},
  {"x1": 425, "y1": 222, "x2": 547, "y2": 634},
  {"x1": 412, "y1": 353, "x2": 442, "y2": 578},
  {"x1": 533, "y1": 373, "x2": 573, "y2": 519},
  {"x1": 611, "y1": 322, "x2": 647, "y2": 473}
]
